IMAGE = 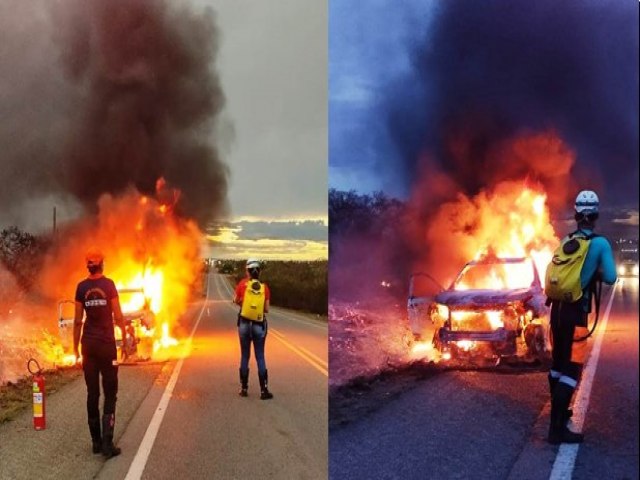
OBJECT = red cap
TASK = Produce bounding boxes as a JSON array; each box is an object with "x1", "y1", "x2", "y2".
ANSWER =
[{"x1": 85, "y1": 248, "x2": 104, "y2": 266}]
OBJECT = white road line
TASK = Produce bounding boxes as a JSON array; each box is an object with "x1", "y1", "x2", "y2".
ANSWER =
[
  {"x1": 549, "y1": 282, "x2": 619, "y2": 480},
  {"x1": 124, "y1": 274, "x2": 210, "y2": 480},
  {"x1": 220, "y1": 275, "x2": 234, "y2": 297}
]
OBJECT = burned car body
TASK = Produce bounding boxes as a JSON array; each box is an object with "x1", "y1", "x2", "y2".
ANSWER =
[
  {"x1": 408, "y1": 256, "x2": 550, "y2": 362},
  {"x1": 58, "y1": 287, "x2": 156, "y2": 363}
]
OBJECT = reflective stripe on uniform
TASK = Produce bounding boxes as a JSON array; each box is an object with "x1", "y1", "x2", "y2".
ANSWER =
[{"x1": 559, "y1": 375, "x2": 578, "y2": 388}]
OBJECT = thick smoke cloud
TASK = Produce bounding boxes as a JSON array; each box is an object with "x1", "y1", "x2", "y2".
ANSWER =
[
  {"x1": 0, "y1": 0, "x2": 228, "y2": 229},
  {"x1": 386, "y1": 0, "x2": 639, "y2": 208},
  {"x1": 60, "y1": 0, "x2": 228, "y2": 225}
]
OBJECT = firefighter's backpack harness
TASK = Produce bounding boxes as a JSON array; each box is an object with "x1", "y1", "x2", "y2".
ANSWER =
[
  {"x1": 544, "y1": 229, "x2": 603, "y2": 341},
  {"x1": 240, "y1": 279, "x2": 266, "y2": 322}
]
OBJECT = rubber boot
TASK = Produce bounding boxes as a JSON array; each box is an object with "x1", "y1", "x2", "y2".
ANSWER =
[
  {"x1": 88, "y1": 417, "x2": 102, "y2": 454},
  {"x1": 548, "y1": 374, "x2": 572, "y2": 424},
  {"x1": 239, "y1": 369, "x2": 249, "y2": 397},
  {"x1": 102, "y1": 413, "x2": 122, "y2": 458},
  {"x1": 259, "y1": 370, "x2": 273, "y2": 400},
  {"x1": 548, "y1": 382, "x2": 583, "y2": 444}
]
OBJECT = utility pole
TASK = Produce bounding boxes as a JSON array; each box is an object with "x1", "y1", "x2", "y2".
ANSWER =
[{"x1": 53, "y1": 206, "x2": 57, "y2": 236}]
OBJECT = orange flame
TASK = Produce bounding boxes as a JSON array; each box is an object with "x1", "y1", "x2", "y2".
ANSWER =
[
  {"x1": 35, "y1": 185, "x2": 203, "y2": 366},
  {"x1": 426, "y1": 181, "x2": 558, "y2": 289}
]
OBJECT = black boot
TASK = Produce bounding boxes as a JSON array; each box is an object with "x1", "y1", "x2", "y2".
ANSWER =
[
  {"x1": 548, "y1": 382, "x2": 583, "y2": 444},
  {"x1": 548, "y1": 374, "x2": 572, "y2": 424},
  {"x1": 239, "y1": 368, "x2": 249, "y2": 397},
  {"x1": 88, "y1": 417, "x2": 102, "y2": 454},
  {"x1": 259, "y1": 370, "x2": 273, "y2": 400},
  {"x1": 102, "y1": 413, "x2": 122, "y2": 458}
]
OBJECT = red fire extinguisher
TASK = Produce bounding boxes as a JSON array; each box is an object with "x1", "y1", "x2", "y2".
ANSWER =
[{"x1": 28, "y1": 358, "x2": 46, "y2": 430}]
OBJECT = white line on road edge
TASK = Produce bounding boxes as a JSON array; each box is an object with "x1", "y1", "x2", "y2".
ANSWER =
[
  {"x1": 549, "y1": 282, "x2": 618, "y2": 480},
  {"x1": 124, "y1": 274, "x2": 210, "y2": 480},
  {"x1": 270, "y1": 328, "x2": 328, "y2": 376}
]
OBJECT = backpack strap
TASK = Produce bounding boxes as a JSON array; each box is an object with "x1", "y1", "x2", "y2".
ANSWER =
[{"x1": 572, "y1": 229, "x2": 602, "y2": 240}]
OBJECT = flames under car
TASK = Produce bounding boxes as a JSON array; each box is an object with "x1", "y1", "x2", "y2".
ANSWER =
[
  {"x1": 408, "y1": 256, "x2": 550, "y2": 362},
  {"x1": 58, "y1": 287, "x2": 156, "y2": 363}
]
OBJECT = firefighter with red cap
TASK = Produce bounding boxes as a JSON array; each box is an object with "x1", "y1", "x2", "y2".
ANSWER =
[
  {"x1": 233, "y1": 258, "x2": 274, "y2": 399},
  {"x1": 73, "y1": 248, "x2": 126, "y2": 458}
]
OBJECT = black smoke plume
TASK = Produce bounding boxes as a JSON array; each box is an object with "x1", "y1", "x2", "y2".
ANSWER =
[
  {"x1": 0, "y1": 0, "x2": 228, "y2": 228},
  {"x1": 386, "y1": 0, "x2": 638, "y2": 209}
]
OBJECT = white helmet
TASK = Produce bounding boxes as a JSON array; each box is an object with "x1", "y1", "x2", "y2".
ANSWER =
[
  {"x1": 246, "y1": 258, "x2": 260, "y2": 269},
  {"x1": 575, "y1": 190, "x2": 599, "y2": 214}
]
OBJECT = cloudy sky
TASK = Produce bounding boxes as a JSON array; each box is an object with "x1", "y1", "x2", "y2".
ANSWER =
[
  {"x1": 0, "y1": 0, "x2": 327, "y2": 260},
  {"x1": 200, "y1": 0, "x2": 328, "y2": 259},
  {"x1": 201, "y1": 0, "x2": 327, "y2": 222}
]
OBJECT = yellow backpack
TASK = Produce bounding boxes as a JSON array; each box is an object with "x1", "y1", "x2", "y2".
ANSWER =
[
  {"x1": 545, "y1": 231, "x2": 595, "y2": 303},
  {"x1": 240, "y1": 279, "x2": 266, "y2": 321}
]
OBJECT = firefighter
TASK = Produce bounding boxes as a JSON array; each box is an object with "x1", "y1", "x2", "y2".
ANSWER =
[
  {"x1": 73, "y1": 248, "x2": 126, "y2": 458},
  {"x1": 547, "y1": 190, "x2": 617, "y2": 444},
  {"x1": 233, "y1": 258, "x2": 274, "y2": 399}
]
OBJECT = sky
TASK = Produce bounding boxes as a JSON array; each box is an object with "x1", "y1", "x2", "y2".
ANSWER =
[
  {"x1": 200, "y1": 0, "x2": 327, "y2": 223},
  {"x1": 197, "y1": 0, "x2": 328, "y2": 259},
  {"x1": 330, "y1": 0, "x2": 639, "y2": 211},
  {"x1": 0, "y1": 0, "x2": 327, "y2": 260}
]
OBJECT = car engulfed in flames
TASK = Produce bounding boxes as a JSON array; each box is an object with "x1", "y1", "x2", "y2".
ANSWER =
[
  {"x1": 57, "y1": 283, "x2": 177, "y2": 365},
  {"x1": 408, "y1": 256, "x2": 550, "y2": 363}
]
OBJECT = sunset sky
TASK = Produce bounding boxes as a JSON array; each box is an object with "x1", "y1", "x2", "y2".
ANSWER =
[{"x1": 199, "y1": 0, "x2": 328, "y2": 260}]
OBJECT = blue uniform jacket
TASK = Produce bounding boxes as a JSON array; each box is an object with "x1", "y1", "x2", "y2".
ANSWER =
[
  {"x1": 568, "y1": 228, "x2": 617, "y2": 311},
  {"x1": 577, "y1": 228, "x2": 617, "y2": 288}
]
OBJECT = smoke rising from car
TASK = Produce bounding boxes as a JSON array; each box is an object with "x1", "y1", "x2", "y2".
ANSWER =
[
  {"x1": 385, "y1": 0, "x2": 638, "y2": 208},
  {"x1": 0, "y1": 0, "x2": 229, "y2": 228}
]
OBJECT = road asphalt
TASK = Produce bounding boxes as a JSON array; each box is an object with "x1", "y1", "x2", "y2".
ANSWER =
[
  {"x1": 0, "y1": 272, "x2": 328, "y2": 480},
  {"x1": 329, "y1": 280, "x2": 639, "y2": 480}
]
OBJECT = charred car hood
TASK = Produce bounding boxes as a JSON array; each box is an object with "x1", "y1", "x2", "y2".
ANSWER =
[{"x1": 434, "y1": 288, "x2": 537, "y2": 308}]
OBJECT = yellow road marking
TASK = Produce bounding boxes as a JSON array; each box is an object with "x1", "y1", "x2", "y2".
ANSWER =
[
  {"x1": 270, "y1": 328, "x2": 328, "y2": 376},
  {"x1": 271, "y1": 328, "x2": 327, "y2": 368}
]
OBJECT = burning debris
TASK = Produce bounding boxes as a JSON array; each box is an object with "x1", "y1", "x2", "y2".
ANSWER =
[{"x1": 0, "y1": 0, "x2": 229, "y2": 383}]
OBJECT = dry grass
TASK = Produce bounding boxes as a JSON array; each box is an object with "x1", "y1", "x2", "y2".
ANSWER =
[{"x1": 0, "y1": 367, "x2": 82, "y2": 424}]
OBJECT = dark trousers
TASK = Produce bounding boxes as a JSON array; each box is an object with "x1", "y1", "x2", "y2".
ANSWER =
[
  {"x1": 82, "y1": 339, "x2": 118, "y2": 419},
  {"x1": 549, "y1": 301, "x2": 586, "y2": 384}
]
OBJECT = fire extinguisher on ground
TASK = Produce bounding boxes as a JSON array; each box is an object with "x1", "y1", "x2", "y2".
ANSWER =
[{"x1": 28, "y1": 358, "x2": 46, "y2": 430}]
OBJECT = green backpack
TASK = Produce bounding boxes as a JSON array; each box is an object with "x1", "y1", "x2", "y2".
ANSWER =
[{"x1": 544, "y1": 231, "x2": 596, "y2": 303}]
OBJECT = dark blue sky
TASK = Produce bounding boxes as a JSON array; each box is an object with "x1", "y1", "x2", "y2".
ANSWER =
[{"x1": 330, "y1": 0, "x2": 639, "y2": 208}]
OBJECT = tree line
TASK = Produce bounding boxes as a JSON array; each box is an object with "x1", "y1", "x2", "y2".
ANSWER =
[{"x1": 219, "y1": 260, "x2": 328, "y2": 315}]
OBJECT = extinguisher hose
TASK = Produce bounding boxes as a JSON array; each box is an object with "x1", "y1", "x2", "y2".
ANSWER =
[{"x1": 27, "y1": 358, "x2": 43, "y2": 376}]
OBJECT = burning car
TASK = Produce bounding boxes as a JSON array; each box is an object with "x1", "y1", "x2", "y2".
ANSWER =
[
  {"x1": 408, "y1": 256, "x2": 550, "y2": 363},
  {"x1": 58, "y1": 287, "x2": 156, "y2": 363}
]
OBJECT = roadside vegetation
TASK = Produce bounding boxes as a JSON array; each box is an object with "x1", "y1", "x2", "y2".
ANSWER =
[
  {"x1": 0, "y1": 367, "x2": 82, "y2": 424},
  {"x1": 217, "y1": 260, "x2": 328, "y2": 315},
  {"x1": 329, "y1": 189, "x2": 409, "y2": 300}
]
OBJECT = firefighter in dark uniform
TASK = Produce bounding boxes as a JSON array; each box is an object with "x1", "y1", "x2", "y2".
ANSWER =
[
  {"x1": 73, "y1": 248, "x2": 126, "y2": 458},
  {"x1": 547, "y1": 191, "x2": 617, "y2": 444}
]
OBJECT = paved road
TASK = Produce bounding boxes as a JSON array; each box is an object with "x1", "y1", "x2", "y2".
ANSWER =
[
  {"x1": 329, "y1": 280, "x2": 638, "y2": 480},
  {"x1": 1, "y1": 272, "x2": 327, "y2": 480},
  {"x1": 571, "y1": 278, "x2": 638, "y2": 480}
]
